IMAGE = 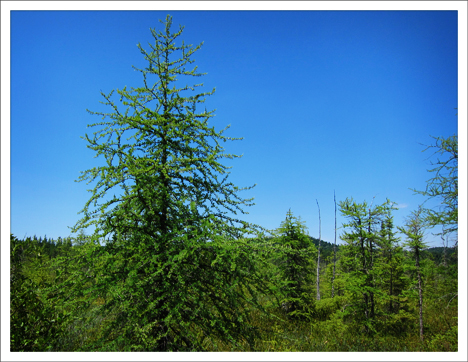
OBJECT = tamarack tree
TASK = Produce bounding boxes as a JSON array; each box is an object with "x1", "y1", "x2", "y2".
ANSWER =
[
  {"x1": 375, "y1": 215, "x2": 406, "y2": 316},
  {"x1": 413, "y1": 134, "x2": 458, "y2": 238},
  {"x1": 398, "y1": 207, "x2": 428, "y2": 342},
  {"x1": 338, "y1": 198, "x2": 397, "y2": 333},
  {"x1": 59, "y1": 15, "x2": 268, "y2": 351},
  {"x1": 410, "y1": 112, "x2": 458, "y2": 256}
]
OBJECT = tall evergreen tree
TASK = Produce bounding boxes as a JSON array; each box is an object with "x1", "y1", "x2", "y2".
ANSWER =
[
  {"x1": 398, "y1": 207, "x2": 428, "y2": 342},
  {"x1": 373, "y1": 215, "x2": 412, "y2": 335},
  {"x1": 62, "y1": 15, "x2": 266, "y2": 351},
  {"x1": 376, "y1": 215, "x2": 401, "y2": 314},
  {"x1": 338, "y1": 198, "x2": 396, "y2": 333},
  {"x1": 275, "y1": 210, "x2": 316, "y2": 318}
]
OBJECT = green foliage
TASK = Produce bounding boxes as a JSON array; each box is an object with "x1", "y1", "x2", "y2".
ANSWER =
[
  {"x1": 398, "y1": 206, "x2": 429, "y2": 342},
  {"x1": 60, "y1": 15, "x2": 267, "y2": 351},
  {"x1": 273, "y1": 210, "x2": 317, "y2": 318},
  {"x1": 10, "y1": 235, "x2": 64, "y2": 351},
  {"x1": 372, "y1": 215, "x2": 413, "y2": 335},
  {"x1": 398, "y1": 206, "x2": 428, "y2": 253},
  {"x1": 309, "y1": 236, "x2": 336, "y2": 261},
  {"x1": 310, "y1": 296, "x2": 347, "y2": 321},
  {"x1": 425, "y1": 246, "x2": 457, "y2": 266},
  {"x1": 413, "y1": 134, "x2": 458, "y2": 236},
  {"x1": 73, "y1": 15, "x2": 255, "y2": 242},
  {"x1": 11, "y1": 222, "x2": 458, "y2": 352},
  {"x1": 427, "y1": 323, "x2": 458, "y2": 351},
  {"x1": 48, "y1": 235, "x2": 274, "y2": 351},
  {"x1": 338, "y1": 198, "x2": 398, "y2": 331}
]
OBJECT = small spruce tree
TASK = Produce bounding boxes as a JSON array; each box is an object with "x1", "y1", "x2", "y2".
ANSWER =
[{"x1": 275, "y1": 210, "x2": 316, "y2": 318}]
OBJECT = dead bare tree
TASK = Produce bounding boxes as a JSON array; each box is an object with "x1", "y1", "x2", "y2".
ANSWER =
[
  {"x1": 316, "y1": 199, "x2": 321, "y2": 301},
  {"x1": 332, "y1": 190, "x2": 337, "y2": 298}
]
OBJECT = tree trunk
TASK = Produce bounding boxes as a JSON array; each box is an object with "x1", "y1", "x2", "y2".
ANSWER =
[
  {"x1": 332, "y1": 191, "x2": 337, "y2": 298},
  {"x1": 161, "y1": 60, "x2": 170, "y2": 239},
  {"x1": 367, "y1": 208, "x2": 375, "y2": 320},
  {"x1": 442, "y1": 232, "x2": 448, "y2": 268},
  {"x1": 357, "y1": 217, "x2": 370, "y2": 330},
  {"x1": 415, "y1": 246, "x2": 424, "y2": 342},
  {"x1": 389, "y1": 267, "x2": 394, "y2": 313}
]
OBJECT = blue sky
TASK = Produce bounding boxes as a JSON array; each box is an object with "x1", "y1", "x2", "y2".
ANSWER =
[{"x1": 6, "y1": 9, "x2": 462, "y2": 247}]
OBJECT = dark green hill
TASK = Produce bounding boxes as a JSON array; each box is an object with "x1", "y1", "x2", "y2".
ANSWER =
[
  {"x1": 308, "y1": 236, "x2": 338, "y2": 261},
  {"x1": 424, "y1": 246, "x2": 458, "y2": 265}
]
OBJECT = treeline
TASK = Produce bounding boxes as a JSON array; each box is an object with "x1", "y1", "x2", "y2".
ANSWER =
[
  {"x1": 10, "y1": 212, "x2": 458, "y2": 351},
  {"x1": 262, "y1": 234, "x2": 457, "y2": 272}
]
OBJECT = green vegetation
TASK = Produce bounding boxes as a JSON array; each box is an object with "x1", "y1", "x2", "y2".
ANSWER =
[
  {"x1": 413, "y1": 134, "x2": 458, "y2": 236},
  {"x1": 273, "y1": 210, "x2": 317, "y2": 318},
  {"x1": 10, "y1": 227, "x2": 458, "y2": 351},
  {"x1": 10, "y1": 15, "x2": 457, "y2": 352}
]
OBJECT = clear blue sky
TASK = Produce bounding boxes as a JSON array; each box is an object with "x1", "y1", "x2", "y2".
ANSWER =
[{"x1": 8, "y1": 10, "x2": 460, "y2": 247}]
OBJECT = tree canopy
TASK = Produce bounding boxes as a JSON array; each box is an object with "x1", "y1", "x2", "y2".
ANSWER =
[
  {"x1": 60, "y1": 15, "x2": 267, "y2": 351},
  {"x1": 414, "y1": 134, "x2": 458, "y2": 238}
]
